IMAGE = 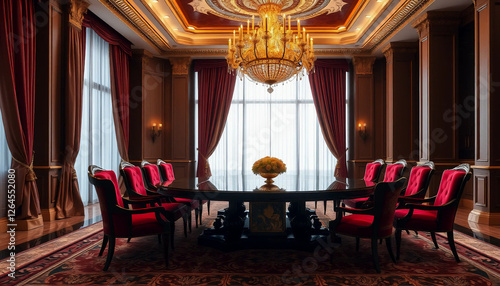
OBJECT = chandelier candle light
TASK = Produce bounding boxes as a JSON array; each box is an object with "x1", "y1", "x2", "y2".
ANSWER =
[{"x1": 226, "y1": 1, "x2": 315, "y2": 94}]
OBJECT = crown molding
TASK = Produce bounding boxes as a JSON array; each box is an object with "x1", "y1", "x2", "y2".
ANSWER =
[{"x1": 98, "y1": 0, "x2": 171, "y2": 52}]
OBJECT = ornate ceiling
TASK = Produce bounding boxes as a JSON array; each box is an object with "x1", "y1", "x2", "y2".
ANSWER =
[{"x1": 90, "y1": 0, "x2": 472, "y2": 57}]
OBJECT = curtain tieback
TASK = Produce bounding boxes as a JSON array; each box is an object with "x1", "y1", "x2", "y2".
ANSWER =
[
  {"x1": 197, "y1": 148, "x2": 210, "y2": 175},
  {"x1": 12, "y1": 154, "x2": 37, "y2": 181},
  {"x1": 71, "y1": 166, "x2": 78, "y2": 180}
]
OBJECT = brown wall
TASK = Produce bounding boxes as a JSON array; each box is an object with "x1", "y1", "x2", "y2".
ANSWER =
[{"x1": 128, "y1": 51, "x2": 171, "y2": 165}]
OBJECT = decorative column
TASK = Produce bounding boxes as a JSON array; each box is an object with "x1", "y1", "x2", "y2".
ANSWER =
[
  {"x1": 468, "y1": 0, "x2": 500, "y2": 225},
  {"x1": 412, "y1": 11, "x2": 460, "y2": 196},
  {"x1": 167, "y1": 57, "x2": 194, "y2": 186},
  {"x1": 383, "y1": 42, "x2": 419, "y2": 164},
  {"x1": 350, "y1": 56, "x2": 376, "y2": 179}
]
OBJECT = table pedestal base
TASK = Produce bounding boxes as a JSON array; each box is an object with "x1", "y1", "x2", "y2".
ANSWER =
[{"x1": 198, "y1": 206, "x2": 330, "y2": 251}]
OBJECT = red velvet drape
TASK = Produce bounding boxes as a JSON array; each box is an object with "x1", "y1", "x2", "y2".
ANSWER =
[
  {"x1": 195, "y1": 60, "x2": 237, "y2": 180},
  {"x1": 0, "y1": 0, "x2": 41, "y2": 219},
  {"x1": 55, "y1": 23, "x2": 86, "y2": 219},
  {"x1": 308, "y1": 60, "x2": 349, "y2": 178},
  {"x1": 110, "y1": 45, "x2": 130, "y2": 162},
  {"x1": 83, "y1": 11, "x2": 131, "y2": 163}
]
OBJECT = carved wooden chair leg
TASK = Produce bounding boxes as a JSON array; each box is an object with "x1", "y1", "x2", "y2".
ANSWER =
[
  {"x1": 395, "y1": 229, "x2": 402, "y2": 260},
  {"x1": 103, "y1": 237, "x2": 116, "y2": 271},
  {"x1": 385, "y1": 237, "x2": 396, "y2": 263},
  {"x1": 447, "y1": 231, "x2": 460, "y2": 262},
  {"x1": 430, "y1": 232, "x2": 439, "y2": 249},
  {"x1": 99, "y1": 235, "x2": 109, "y2": 256},
  {"x1": 371, "y1": 238, "x2": 381, "y2": 273}
]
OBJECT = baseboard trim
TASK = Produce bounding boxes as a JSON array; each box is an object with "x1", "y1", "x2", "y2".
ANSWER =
[
  {"x1": 468, "y1": 209, "x2": 500, "y2": 226},
  {"x1": 461, "y1": 199, "x2": 473, "y2": 209},
  {"x1": 41, "y1": 208, "x2": 56, "y2": 221},
  {"x1": 0, "y1": 218, "x2": 7, "y2": 233}
]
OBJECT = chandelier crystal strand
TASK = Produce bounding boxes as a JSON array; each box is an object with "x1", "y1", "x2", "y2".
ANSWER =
[{"x1": 226, "y1": 2, "x2": 315, "y2": 93}]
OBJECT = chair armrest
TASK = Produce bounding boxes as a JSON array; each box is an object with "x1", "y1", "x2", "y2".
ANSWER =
[
  {"x1": 122, "y1": 197, "x2": 160, "y2": 205},
  {"x1": 114, "y1": 205, "x2": 163, "y2": 215},
  {"x1": 405, "y1": 199, "x2": 458, "y2": 211},
  {"x1": 398, "y1": 195, "x2": 436, "y2": 204},
  {"x1": 335, "y1": 206, "x2": 375, "y2": 215}
]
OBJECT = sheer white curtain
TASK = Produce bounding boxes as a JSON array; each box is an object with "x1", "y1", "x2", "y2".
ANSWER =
[
  {"x1": 195, "y1": 75, "x2": 337, "y2": 190},
  {"x1": 0, "y1": 109, "x2": 13, "y2": 216},
  {"x1": 75, "y1": 28, "x2": 121, "y2": 205}
]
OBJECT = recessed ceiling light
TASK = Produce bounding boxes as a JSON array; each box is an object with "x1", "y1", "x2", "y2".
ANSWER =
[
  {"x1": 366, "y1": 15, "x2": 371, "y2": 18},
  {"x1": 173, "y1": 28, "x2": 178, "y2": 31},
  {"x1": 339, "y1": 26, "x2": 346, "y2": 30},
  {"x1": 152, "y1": 0, "x2": 158, "y2": 3},
  {"x1": 356, "y1": 28, "x2": 361, "y2": 31},
  {"x1": 188, "y1": 26, "x2": 195, "y2": 30},
  {"x1": 163, "y1": 15, "x2": 169, "y2": 19},
  {"x1": 377, "y1": 0, "x2": 383, "y2": 2}
]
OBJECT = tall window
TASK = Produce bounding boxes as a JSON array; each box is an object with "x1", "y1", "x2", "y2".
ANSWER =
[
  {"x1": 0, "y1": 109, "x2": 12, "y2": 216},
  {"x1": 75, "y1": 28, "x2": 120, "y2": 205},
  {"x1": 195, "y1": 76, "x2": 338, "y2": 190}
]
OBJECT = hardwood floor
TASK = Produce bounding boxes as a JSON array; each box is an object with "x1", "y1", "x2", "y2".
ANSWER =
[{"x1": 1, "y1": 203, "x2": 499, "y2": 260}]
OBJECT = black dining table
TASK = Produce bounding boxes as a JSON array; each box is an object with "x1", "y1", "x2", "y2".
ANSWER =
[{"x1": 158, "y1": 175, "x2": 375, "y2": 250}]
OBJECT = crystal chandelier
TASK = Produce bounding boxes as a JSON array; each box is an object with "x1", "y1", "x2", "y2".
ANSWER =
[{"x1": 226, "y1": 1, "x2": 315, "y2": 93}]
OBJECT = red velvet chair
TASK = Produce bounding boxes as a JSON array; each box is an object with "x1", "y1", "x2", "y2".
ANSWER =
[
  {"x1": 120, "y1": 161, "x2": 188, "y2": 248},
  {"x1": 330, "y1": 178, "x2": 407, "y2": 273},
  {"x1": 157, "y1": 159, "x2": 209, "y2": 226},
  {"x1": 343, "y1": 159, "x2": 385, "y2": 209},
  {"x1": 141, "y1": 160, "x2": 198, "y2": 231},
  {"x1": 382, "y1": 159, "x2": 407, "y2": 182},
  {"x1": 88, "y1": 165, "x2": 170, "y2": 271},
  {"x1": 398, "y1": 161, "x2": 434, "y2": 203},
  {"x1": 393, "y1": 164, "x2": 471, "y2": 262}
]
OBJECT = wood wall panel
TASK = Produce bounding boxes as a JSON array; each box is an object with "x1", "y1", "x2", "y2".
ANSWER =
[
  {"x1": 33, "y1": 0, "x2": 64, "y2": 214},
  {"x1": 50, "y1": 4, "x2": 62, "y2": 164},
  {"x1": 143, "y1": 73, "x2": 164, "y2": 160},
  {"x1": 474, "y1": 174, "x2": 488, "y2": 207},
  {"x1": 420, "y1": 37, "x2": 429, "y2": 161},
  {"x1": 171, "y1": 76, "x2": 190, "y2": 161},
  {"x1": 373, "y1": 59, "x2": 386, "y2": 160}
]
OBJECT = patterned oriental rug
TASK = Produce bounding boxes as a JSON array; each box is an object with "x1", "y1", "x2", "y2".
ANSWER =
[{"x1": 1, "y1": 202, "x2": 500, "y2": 285}]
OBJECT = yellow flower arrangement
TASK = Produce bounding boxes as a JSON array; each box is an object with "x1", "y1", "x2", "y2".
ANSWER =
[{"x1": 252, "y1": 156, "x2": 287, "y2": 175}]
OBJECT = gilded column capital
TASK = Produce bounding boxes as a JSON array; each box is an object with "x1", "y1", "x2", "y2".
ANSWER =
[
  {"x1": 169, "y1": 57, "x2": 192, "y2": 76},
  {"x1": 68, "y1": 0, "x2": 90, "y2": 30},
  {"x1": 412, "y1": 11, "x2": 460, "y2": 39},
  {"x1": 352, "y1": 57, "x2": 376, "y2": 75}
]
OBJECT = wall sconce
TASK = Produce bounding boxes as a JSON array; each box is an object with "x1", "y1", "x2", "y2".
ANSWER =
[
  {"x1": 152, "y1": 123, "x2": 162, "y2": 142},
  {"x1": 358, "y1": 122, "x2": 367, "y2": 140}
]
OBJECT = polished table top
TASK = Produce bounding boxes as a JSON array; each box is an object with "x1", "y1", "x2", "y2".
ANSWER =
[{"x1": 158, "y1": 175, "x2": 375, "y2": 202}]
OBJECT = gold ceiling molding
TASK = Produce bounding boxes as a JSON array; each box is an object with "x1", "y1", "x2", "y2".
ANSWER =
[
  {"x1": 99, "y1": 0, "x2": 171, "y2": 52},
  {"x1": 362, "y1": 0, "x2": 434, "y2": 51},
  {"x1": 161, "y1": 47, "x2": 368, "y2": 57}
]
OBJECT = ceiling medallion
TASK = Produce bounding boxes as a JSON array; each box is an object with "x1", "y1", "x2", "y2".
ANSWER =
[
  {"x1": 190, "y1": 0, "x2": 347, "y2": 21},
  {"x1": 226, "y1": 1, "x2": 316, "y2": 92}
]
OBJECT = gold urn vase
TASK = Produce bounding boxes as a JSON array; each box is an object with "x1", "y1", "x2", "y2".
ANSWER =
[{"x1": 259, "y1": 173, "x2": 280, "y2": 191}]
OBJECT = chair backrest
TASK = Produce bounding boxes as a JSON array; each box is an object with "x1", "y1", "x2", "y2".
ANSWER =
[
  {"x1": 141, "y1": 160, "x2": 162, "y2": 188},
  {"x1": 434, "y1": 164, "x2": 471, "y2": 207},
  {"x1": 431, "y1": 164, "x2": 471, "y2": 230},
  {"x1": 120, "y1": 161, "x2": 147, "y2": 197},
  {"x1": 404, "y1": 161, "x2": 434, "y2": 197},
  {"x1": 157, "y1": 159, "x2": 175, "y2": 182},
  {"x1": 383, "y1": 159, "x2": 407, "y2": 182},
  {"x1": 363, "y1": 159, "x2": 385, "y2": 183},
  {"x1": 372, "y1": 177, "x2": 407, "y2": 237},
  {"x1": 88, "y1": 165, "x2": 129, "y2": 236}
]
